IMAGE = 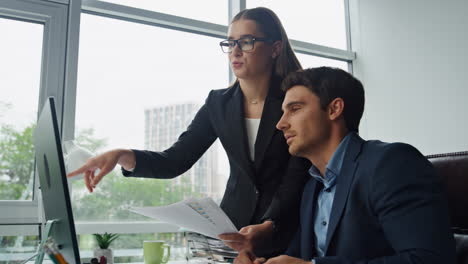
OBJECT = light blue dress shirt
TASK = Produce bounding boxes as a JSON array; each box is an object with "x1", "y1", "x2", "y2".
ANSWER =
[{"x1": 308, "y1": 133, "x2": 353, "y2": 257}]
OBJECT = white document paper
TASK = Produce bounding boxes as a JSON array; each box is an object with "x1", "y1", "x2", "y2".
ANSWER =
[{"x1": 129, "y1": 197, "x2": 238, "y2": 238}]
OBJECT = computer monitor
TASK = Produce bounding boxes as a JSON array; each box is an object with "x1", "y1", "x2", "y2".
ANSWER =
[{"x1": 34, "y1": 97, "x2": 80, "y2": 264}]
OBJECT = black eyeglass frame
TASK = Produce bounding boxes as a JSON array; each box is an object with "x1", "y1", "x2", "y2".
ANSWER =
[{"x1": 219, "y1": 36, "x2": 273, "y2": 53}]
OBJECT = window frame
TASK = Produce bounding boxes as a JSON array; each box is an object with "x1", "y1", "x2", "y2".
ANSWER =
[
  {"x1": 69, "y1": 0, "x2": 355, "y2": 235},
  {"x1": 1, "y1": 0, "x2": 356, "y2": 237},
  {"x1": 0, "y1": 0, "x2": 70, "y2": 224}
]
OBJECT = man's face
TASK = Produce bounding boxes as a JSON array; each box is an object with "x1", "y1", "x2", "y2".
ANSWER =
[{"x1": 276, "y1": 85, "x2": 331, "y2": 157}]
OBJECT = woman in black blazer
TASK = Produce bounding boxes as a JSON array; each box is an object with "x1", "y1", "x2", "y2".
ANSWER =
[{"x1": 68, "y1": 7, "x2": 310, "y2": 256}]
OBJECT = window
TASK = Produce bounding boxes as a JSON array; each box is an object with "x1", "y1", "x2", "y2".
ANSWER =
[
  {"x1": 0, "y1": 18, "x2": 43, "y2": 201},
  {"x1": 297, "y1": 54, "x2": 348, "y2": 71},
  {"x1": 72, "y1": 14, "x2": 230, "y2": 222},
  {"x1": 247, "y1": 0, "x2": 347, "y2": 49},
  {"x1": 0, "y1": 1, "x2": 70, "y2": 259},
  {"x1": 2, "y1": 0, "x2": 354, "y2": 261},
  {"x1": 98, "y1": 0, "x2": 228, "y2": 25},
  {"x1": 0, "y1": 232, "x2": 39, "y2": 264}
]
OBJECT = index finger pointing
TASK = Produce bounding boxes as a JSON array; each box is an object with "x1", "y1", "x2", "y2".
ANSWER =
[{"x1": 67, "y1": 165, "x2": 89, "y2": 178}]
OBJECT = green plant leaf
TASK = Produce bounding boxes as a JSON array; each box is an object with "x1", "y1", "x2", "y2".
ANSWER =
[{"x1": 93, "y1": 233, "x2": 119, "y2": 249}]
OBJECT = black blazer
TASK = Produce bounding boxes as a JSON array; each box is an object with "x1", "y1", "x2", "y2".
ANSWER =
[
  {"x1": 286, "y1": 133, "x2": 456, "y2": 264},
  {"x1": 124, "y1": 80, "x2": 310, "y2": 250}
]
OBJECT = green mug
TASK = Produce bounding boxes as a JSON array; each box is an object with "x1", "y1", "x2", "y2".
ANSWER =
[{"x1": 143, "y1": 241, "x2": 171, "y2": 264}]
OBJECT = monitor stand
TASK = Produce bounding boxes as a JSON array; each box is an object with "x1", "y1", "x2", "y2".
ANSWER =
[{"x1": 35, "y1": 219, "x2": 58, "y2": 264}]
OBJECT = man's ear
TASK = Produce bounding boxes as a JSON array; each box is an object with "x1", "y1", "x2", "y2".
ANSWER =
[
  {"x1": 328, "y1": 98, "x2": 344, "y2": 121},
  {"x1": 272, "y1": 40, "x2": 282, "y2": 59}
]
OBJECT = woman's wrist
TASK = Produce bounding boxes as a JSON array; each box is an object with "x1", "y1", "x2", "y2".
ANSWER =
[{"x1": 116, "y1": 149, "x2": 136, "y2": 170}]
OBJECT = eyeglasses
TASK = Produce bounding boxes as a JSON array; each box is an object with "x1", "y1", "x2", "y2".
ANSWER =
[{"x1": 219, "y1": 36, "x2": 272, "y2": 53}]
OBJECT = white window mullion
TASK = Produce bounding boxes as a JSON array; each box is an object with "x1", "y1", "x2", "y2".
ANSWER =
[
  {"x1": 227, "y1": 0, "x2": 245, "y2": 84},
  {"x1": 75, "y1": 221, "x2": 181, "y2": 235},
  {"x1": 0, "y1": 200, "x2": 38, "y2": 224},
  {"x1": 81, "y1": 0, "x2": 227, "y2": 39}
]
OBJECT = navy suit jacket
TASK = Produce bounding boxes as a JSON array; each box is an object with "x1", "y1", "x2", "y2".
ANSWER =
[{"x1": 286, "y1": 133, "x2": 456, "y2": 264}]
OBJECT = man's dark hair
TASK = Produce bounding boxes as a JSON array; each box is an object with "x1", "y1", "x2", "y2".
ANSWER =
[{"x1": 281, "y1": 67, "x2": 365, "y2": 132}]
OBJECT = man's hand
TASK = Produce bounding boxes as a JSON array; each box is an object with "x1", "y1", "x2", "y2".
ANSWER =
[
  {"x1": 234, "y1": 250, "x2": 266, "y2": 264},
  {"x1": 264, "y1": 255, "x2": 312, "y2": 264},
  {"x1": 219, "y1": 221, "x2": 274, "y2": 252}
]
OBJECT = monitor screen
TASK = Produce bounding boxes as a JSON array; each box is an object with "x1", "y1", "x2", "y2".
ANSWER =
[{"x1": 34, "y1": 97, "x2": 80, "y2": 264}]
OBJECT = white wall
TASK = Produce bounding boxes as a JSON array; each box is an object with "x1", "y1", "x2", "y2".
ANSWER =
[{"x1": 350, "y1": 0, "x2": 468, "y2": 154}]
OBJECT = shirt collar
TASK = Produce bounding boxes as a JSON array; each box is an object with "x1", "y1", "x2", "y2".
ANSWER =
[{"x1": 308, "y1": 132, "x2": 354, "y2": 186}]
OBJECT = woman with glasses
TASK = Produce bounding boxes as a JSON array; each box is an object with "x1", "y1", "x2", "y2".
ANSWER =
[{"x1": 68, "y1": 7, "x2": 309, "y2": 257}]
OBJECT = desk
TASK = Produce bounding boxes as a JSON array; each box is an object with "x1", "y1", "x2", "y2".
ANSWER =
[
  {"x1": 0, "y1": 232, "x2": 233, "y2": 264},
  {"x1": 0, "y1": 249, "x2": 211, "y2": 264}
]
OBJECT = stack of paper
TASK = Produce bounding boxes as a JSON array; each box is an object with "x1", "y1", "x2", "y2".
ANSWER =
[{"x1": 186, "y1": 232, "x2": 237, "y2": 263}]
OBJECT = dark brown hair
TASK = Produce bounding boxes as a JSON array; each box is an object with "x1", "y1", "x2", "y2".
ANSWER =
[
  {"x1": 230, "y1": 7, "x2": 302, "y2": 82},
  {"x1": 282, "y1": 67, "x2": 365, "y2": 132}
]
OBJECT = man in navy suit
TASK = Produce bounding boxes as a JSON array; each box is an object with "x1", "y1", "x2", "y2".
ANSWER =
[{"x1": 235, "y1": 67, "x2": 456, "y2": 264}]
